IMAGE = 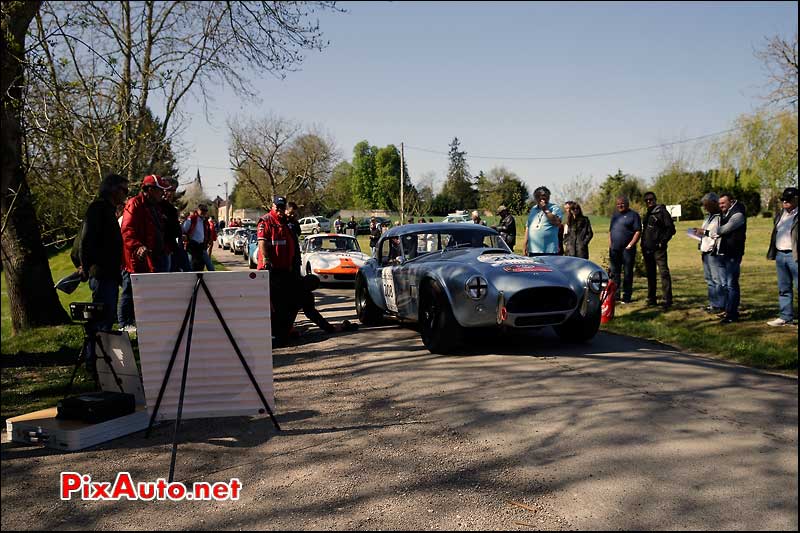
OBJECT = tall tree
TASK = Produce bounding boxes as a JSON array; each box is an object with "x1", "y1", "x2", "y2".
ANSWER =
[
  {"x1": 1, "y1": 0, "x2": 70, "y2": 332},
  {"x1": 477, "y1": 167, "x2": 529, "y2": 214},
  {"x1": 442, "y1": 137, "x2": 476, "y2": 208},
  {"x1": 350, "y1": 141, "x2": 377, "y2": 208},
  {"x1": 3, "y1": 0, "x2": 342, "y2": 333},
  {"x1": 228, "y1": 115, "x2": 337, "y2": 206},
  {"x1": 374, "y1": 145, "x2": 402, "y2": 210},
  {"x1": 711, "y1": 109, "x2": 798, "y2": 209},
  {"x1": 755, "y1": 30, "x2": 798, "y2": 110},
  {"x1": 321, "y1": 161, "x2": 355, "y2": 212},
  {"x1": 585, "y1": 169, "x2": 645, "y2": 217}
]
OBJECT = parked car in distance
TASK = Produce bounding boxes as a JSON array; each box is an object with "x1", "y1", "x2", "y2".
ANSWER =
[
  {"x1": 356, "y1": 216, "x2": 392, "y2": 235},
  {"x1": 355, "y1": 223, "x2": 609, "y2": 354},
  {"x1": 231, "y1": 228, "x2": 252, "y2": 255},
  {"x1": 299, "y1": 216, "x2": 331, "y2": 234},
  {"x1": 244, "y1": 231, "x2": 258, "y2": 266},
  {"x1": 441, "y1": 212, "x2": 470, "y2": 223},
  {"x1": 218, "y1": 227, "x2": 238, "y2": 249}
]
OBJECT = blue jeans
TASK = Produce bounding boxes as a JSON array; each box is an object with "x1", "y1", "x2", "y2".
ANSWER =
[
  {"x1": 719, "y1": 255, "x2": 742, "y2": 320},
  {"x1": 609, "y1": 247, "x2": 636, "y2": 301},
  {"x1": 702, "y1": 253, "x2": 725, "y2": 309},
  {"x1": 776, "y1": 251, "x2": 798, "y2": 322},
  {"x1": 118, "y1": 270, "x2": 136, "y2": 327},
  {"x1": 89, "y1": 277, "x2": 119, "y2": 331},
  {"x1": 203, "y1": 250, "x2": 216, "y2": 271}
]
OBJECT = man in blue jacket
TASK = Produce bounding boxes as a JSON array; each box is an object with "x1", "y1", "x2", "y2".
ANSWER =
[{"x1": 714, "y1": 192, "x2": 747, "y2": 324}]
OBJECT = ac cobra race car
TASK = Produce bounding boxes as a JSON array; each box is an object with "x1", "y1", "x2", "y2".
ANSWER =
[{"x1": 355, "y1": 223, "x2": 609, "y2": 353}]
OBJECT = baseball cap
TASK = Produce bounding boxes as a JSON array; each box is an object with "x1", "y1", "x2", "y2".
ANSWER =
[
  {"x1": 142, "y1": 174, "x2": 167, "y2": 189},
  {"x1": 780, "y1": 187, "x2": 798, "y2": 201},
  {"x1": 159, "y1": 176, "x2": 176, "y2": 190},
  {"x1": 273, "y1": 195, "x2": 287, "y2": 206},
  {"x1": 497, "y1": 205, "x2": 507, "y2": 212}
]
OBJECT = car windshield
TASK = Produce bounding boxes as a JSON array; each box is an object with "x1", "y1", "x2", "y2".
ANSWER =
[
  {"x1": 381, "y1": 228, "x2": 509, "y2": 265},
  {"x1": 307, "y1": 236, "x2": 361, "y2": 252}
]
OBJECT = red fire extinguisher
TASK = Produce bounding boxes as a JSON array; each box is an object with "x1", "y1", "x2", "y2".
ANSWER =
[{"x1": 600, "y1": 278, "x2": 617, "y2": 324}]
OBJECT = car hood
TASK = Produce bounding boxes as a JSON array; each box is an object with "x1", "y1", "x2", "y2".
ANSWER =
[{"x1": 421, "y1": 249, "x2": 577, "y2": 287}]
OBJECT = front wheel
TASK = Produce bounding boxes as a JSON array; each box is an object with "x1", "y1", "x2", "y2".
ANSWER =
[
  {"x1": 553, "y1": 308, "x2": 601, "y2": 343},
  {"x1": 419, "y1": 281, "x2": 463, "y2": 354},
  {"x1": 312, "y1": 227, "x2": 320, "y2": 234},
  {"x1": 355, "y1": 275, "x2": 383, "y2": 326}
]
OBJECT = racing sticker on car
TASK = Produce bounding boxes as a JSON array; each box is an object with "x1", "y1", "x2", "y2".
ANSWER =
[
  {"x1": 381, "y1": 268, "x2": 398, "y2": 313},
  {"x1": 476, "y1": 255, "x2": 552, "y2": 271}
]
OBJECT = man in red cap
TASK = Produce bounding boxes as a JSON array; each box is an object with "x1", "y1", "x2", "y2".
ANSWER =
[
  {"x1": 118, "y1": 174, "x2": 168, "y2": 332},
  {"x1": 257, "y1": 195, "x2": 299, "y2": 346}
]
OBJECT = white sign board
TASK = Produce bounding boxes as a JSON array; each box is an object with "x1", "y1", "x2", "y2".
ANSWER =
[
  {"x1": 666, "y1": 204, "x2": 682, "y2": 219},
  {"x1": 131, "y1": 271, "x2": 273, "y2": 421}
]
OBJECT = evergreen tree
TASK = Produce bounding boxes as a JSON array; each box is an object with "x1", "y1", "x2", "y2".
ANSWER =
[{"x1": 442, "y1": 137, "x2": 477, "y2": 208}]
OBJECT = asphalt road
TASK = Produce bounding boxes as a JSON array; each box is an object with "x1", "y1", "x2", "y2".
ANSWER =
[{"x1": 1, "y1": 247, "x2": 797, "y2": 530}]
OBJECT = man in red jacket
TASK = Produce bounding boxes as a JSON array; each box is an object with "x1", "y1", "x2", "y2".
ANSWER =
[
  {"x1": 257, "y1": 195, "x2": 299, "y2": 346},
  {"x1": 118, "y1": 174, "x2": 168, "y2": 331}
]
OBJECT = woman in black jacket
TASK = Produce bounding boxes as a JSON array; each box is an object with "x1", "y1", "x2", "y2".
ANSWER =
[{"x1": 562, "y1": 202, "x2": 593, "y2": 259}]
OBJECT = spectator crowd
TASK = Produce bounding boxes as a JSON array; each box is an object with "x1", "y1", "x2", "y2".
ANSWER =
[{"x1": 74, "y1": 173, "x2": 799, "y2": 347}]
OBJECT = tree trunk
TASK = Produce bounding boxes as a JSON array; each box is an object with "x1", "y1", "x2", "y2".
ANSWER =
[{"x1": 2, "y1": 0, "x2": 70, "y2": 333}]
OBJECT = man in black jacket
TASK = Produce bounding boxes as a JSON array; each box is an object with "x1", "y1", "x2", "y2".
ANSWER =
[
  {"x1": 714, "y1": 192, "x2": 747, "y2": 323},
  {"x1": 492, "y1": 205, "x2": 517, "y2": 251},
  {"x1": 641, "y1": 192, "x2": 676, "y2": 308},
  {"x1": 78, "y1": 173, "x2": 129, "y2": 331}
]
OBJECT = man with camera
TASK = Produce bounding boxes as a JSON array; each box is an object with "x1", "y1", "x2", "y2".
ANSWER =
[{"x1": 77, "y1": 173, "x2": 129, "y2": 331}]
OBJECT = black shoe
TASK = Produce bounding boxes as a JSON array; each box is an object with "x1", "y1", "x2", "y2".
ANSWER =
[
  {"x1": 646, "y1": 300, "x2": 658, "y2": 307},
  {"x1": 720, "y1": 317, "x2": 738, "y2": 324},
  {"x1": 662, "y1": 302, "x2": 672, "y2": 310}
]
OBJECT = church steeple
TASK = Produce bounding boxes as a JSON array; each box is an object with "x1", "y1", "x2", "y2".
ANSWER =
[{"x1": 195, "y1": 168, "x2": 202, "y2": 187}]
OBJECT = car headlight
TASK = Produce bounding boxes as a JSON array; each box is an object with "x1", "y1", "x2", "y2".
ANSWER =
[
  {"x1": 465, "y1": 276, "x2": 489, "y2": 300},
  {"x1": 587, "y1": 270, "x2": 609, "y2": 293}
]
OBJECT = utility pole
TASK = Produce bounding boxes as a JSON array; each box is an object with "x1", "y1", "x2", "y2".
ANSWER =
[
  {"x1": 400, "y1": 142, "x2": 405, "y2": 225},
  {"x1": 224, "y1": 181, "x2": 229, "y2": 224}
]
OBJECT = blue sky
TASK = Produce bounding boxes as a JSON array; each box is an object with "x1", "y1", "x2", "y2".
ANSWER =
[{"x1": 176, "y1": 1, "x2": 797, "y2": 202}]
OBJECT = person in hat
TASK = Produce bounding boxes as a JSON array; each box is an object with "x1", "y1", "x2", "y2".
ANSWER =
[
  {"x1": 766, "y1": 187, "x2": 798, "y2": 326},
  {"x1": 119, "y1": 174, "x2": 169, "y2": 332},
  {"x1": 525, "y1": 186, "x2": 563, "y2": 255},
  {"x1": 76, "y1": 173, "x2": 129, "y2": 331},
  {"x1": 257, "y1": 195, "x2": 300, "y2": 346},
  {"x1": 491, "y1": 205, "x2": 516, "y2": 251},
  {"x1": 182, "y1": 203, "x2": 214, "y2": 271}
]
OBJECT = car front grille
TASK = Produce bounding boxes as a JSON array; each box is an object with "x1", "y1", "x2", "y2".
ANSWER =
[
  {"x1": 514, "y1": 313, "x2": 568, "y2": 327},
  {"x1": 506, "y1": 287, "x2": 578, "y2": 314}
]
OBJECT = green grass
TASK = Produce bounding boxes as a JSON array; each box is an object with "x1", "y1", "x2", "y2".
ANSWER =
[{"x1": 1, "y1": 250, "x2": 227, "y2": 421}]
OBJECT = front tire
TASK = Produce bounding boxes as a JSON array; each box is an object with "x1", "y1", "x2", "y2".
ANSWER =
[
  {"x1": 419, "y1": 281, "x2": 463, "y2": 354},
  {"x1": 355, "y1": 275, "x2": 382, "y2": 326},
  {"x1": 553, "y1": 308, "x2": 601, "y2": 343},
  {"x1": 312, "y1": 227, "x2": 320, "y2": 234}
]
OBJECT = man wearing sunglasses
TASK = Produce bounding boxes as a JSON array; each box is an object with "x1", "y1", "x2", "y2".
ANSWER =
[{"x1": 641, "y1": 192, "x2": 676, "y2": 309}]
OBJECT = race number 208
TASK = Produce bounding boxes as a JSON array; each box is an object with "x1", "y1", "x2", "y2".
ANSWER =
[{"x1": 60, "y1": 472, "x2": 242, "y2": 501}]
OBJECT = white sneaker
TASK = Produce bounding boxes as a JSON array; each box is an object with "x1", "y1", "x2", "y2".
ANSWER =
[{"x1": 766, "y1": 318, "x2": 790, "y2": 327}]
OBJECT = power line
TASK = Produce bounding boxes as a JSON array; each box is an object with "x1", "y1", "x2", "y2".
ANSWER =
[{"x1": 404, "y1": 128, "x2": 736, "y2": 161}]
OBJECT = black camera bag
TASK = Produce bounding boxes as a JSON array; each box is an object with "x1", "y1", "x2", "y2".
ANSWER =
[{"x1": 57, "y1": 392, "x2": 136, "y2": 423}]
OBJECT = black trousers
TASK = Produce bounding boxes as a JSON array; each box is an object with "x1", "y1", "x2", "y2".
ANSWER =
[
  {"x1": 609, "y1": 247, "x2": 636, "y2": 301},
  {"x1": 270, "y1": 269, "x2": 301, "y2": 345},
  {"x1": 642, "y1": 248, "x2": 673, "y2": 304}
]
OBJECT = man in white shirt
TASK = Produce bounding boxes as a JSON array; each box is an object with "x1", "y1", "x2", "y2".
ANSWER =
[
  {"x1": 766, "y1": 187, "x2": 798, "y2": 327},
  {"x1": 694, "y1": 192, "x2": 725, "y2": 313}
]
